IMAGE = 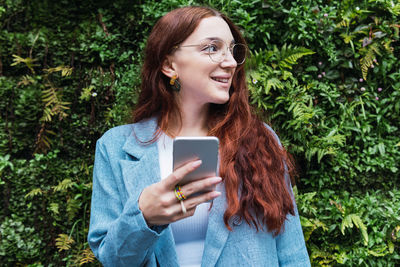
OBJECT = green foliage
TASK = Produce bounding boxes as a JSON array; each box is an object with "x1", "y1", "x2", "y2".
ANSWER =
[
  {"x1": 295, "y1": 188, "x2": 400, "y2": 266},
  {"x1": 0, "y1": 216, "x2": 42, "y2": 263},
  {"x1": 0, "y1": 0, "x2": 399, "y2": 265}
]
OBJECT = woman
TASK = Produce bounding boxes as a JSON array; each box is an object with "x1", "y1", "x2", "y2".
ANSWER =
[{"x1": 88, "y1": 6, "x2": 310, "y2": 267}]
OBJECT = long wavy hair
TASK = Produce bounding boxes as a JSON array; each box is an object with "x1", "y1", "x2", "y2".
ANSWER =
[{"x1": 133, "y1": 6, "x2": 295, "y2": 234}]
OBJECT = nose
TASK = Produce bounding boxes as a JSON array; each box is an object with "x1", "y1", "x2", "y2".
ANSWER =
[{"x1": 220, "y1": 48, "x2": 237, "y2": 68}]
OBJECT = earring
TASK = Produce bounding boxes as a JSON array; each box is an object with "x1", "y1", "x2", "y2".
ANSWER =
[{"x1": 170, "y1": 74, "x2": 181, "y2": 92}]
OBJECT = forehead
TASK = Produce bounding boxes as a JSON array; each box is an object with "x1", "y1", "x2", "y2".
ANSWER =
[{"x1": 182, "y1": 16, "x2": 234, "y2": 44}]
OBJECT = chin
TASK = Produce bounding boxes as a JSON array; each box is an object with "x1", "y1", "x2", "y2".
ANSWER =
[{"x1": 212, "y1": 95, "x2": 230, "y2": 104}]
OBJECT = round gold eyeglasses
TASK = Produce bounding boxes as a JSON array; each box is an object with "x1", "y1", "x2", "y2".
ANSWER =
[{"x1": 174, "y1": 39, "x2": 247, "y2": 65}]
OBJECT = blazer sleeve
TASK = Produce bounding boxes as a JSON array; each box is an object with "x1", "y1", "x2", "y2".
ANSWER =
[
  {"x1": 87, "y1": 138, "x2": 167, "y2": 267},
  {"x1": 264, "y1": 124, "x2": 311, "y2": 266},
  {"x1": 275, "y1": 176, "x2": 311, "y2": 266}
]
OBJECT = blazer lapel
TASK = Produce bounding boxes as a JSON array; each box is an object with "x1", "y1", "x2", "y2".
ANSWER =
[
  {"x1": 201, "y1": 183, "x2": 230, "y2": 267},
  {"x1": 119, "y1": 118, "x2": 161, "y2": 203},
  {"x1": 119, "y1": 117, "x2": 180, "y2": 266}
]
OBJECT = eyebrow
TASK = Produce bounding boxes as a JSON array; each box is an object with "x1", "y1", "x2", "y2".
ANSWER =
[{"x1": 203, "y1": 37, "x2": 236, "y2": 44}]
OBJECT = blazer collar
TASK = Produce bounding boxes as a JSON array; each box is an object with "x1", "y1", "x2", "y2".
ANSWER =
[{"x1": 122, "y1": 117, "x2": 159, "y2": 159}]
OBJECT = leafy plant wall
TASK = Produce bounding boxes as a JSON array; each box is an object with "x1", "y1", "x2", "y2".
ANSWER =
[{"x1": 0, "y1": 0, "x2": 399, "y2": 266}]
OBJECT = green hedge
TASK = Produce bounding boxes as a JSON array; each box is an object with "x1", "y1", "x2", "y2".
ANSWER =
[{"x1": 1, "y1": 0, "x2": 399, "y2": 266}]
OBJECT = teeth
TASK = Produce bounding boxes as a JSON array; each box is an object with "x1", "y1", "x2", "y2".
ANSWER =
[{"x1": 212, "y1": 77, "x2": 229, "y2": 83}]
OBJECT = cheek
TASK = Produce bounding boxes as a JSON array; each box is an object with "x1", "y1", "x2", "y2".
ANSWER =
[
  {"x1": 180, "y1": 71, "x2": 209, "y2": 88},
  {"x1": 179, "y1": 65, "x2": 211, "y2": 86}
]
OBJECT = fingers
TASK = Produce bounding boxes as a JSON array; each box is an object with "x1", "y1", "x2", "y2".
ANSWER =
[
  {"x1": 171, "y1": 190, "x2": 221, "y2": 222},
  {"x1": 172, "y1": 205, "x2": 196, "y2": 221},
  {"x1": 163, "y1": 159, "x2": 202, "y2": 189},
  {"x1": 183, "y1": 190, "x2": 221, "y2": 211},
  {"x1": 172, "y1": 191, "x2": 221, "y2": 220},
  {"x1": 180, "y1": 176, "x2": 221, "y2": 198}
]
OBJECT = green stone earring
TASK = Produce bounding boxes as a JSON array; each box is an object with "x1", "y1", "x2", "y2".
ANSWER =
[{"x1": 170, "y1": 74, "x2": 181, "y2": 92}]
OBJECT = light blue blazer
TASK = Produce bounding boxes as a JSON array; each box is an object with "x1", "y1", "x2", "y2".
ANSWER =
[{"x1": 88, "y1": 117, "x2": 311, "y2": 266}]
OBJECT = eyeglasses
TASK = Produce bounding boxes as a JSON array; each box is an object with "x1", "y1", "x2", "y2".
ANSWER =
[{"x1": 174, "y1": 39, "x2": 247, "y2": 65}]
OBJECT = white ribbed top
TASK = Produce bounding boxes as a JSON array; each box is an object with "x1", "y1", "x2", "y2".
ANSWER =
[{"x1": 157, "y1": 133, "x2": 210, "y2": 267}]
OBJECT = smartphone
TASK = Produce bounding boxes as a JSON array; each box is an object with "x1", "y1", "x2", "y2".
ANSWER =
[{"x1": 173, "y1": 136, "x2": 219, "y2": 189}]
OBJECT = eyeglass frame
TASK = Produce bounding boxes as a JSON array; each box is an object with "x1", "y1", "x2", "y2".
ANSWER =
[{"x1": 172, "y1": 38, "x2": 247, "y2": 65}]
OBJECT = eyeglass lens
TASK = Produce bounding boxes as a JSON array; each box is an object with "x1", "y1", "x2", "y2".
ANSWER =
[{"x1": 206, "y1": 40, "x2": 246, "y2": 64}]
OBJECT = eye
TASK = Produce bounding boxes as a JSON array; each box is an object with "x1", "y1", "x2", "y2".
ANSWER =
[{"x1": 202, "y1": 43, "x2": 219, "y2": 53}]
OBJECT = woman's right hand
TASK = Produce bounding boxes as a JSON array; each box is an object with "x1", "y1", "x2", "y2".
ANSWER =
[{"x1": 138, "y1": 160, "x2": 222, "y2": 226}]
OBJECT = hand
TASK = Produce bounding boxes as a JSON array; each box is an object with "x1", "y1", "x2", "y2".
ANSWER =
[{"x1": 138, "y1": 160, "x2": 222, "y2": 226}]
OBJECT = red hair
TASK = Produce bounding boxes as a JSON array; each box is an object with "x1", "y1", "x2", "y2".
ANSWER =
[{"x1": 133, "y1": 6, "x2": 294, "y2": 234}]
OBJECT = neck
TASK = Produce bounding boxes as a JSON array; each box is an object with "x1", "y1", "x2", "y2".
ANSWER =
[{"x1": 170, "y1": 98, "x2": 209, "y2": 137}]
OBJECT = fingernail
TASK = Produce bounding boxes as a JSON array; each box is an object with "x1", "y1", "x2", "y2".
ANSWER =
[
  {"x1": 211, "y1": 191, "x2": 221, "y2": 198},
  {"x1": 211, "y1": 177, "x2": 222, "y2": 184},
  {"x1": 192, "y1": 160, "x2": 202, "y2": 168}
]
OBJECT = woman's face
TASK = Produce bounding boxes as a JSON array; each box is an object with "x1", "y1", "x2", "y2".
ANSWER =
[{"x1": 165, "y1": 16, "x2": 237, "y2": 107}]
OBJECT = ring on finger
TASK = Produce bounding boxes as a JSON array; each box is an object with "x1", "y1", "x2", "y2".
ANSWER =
[
  {"x1": 180, "y1": 200, "x2": 187, "y2": 214},
  {"x1": 174, "y1": 185, "x2": 186, "y2": 201}
]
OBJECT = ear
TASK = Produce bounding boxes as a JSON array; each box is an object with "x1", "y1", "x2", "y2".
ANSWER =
[{"x1": 161, "y1": 56, "x2": 177, "y2": 78}]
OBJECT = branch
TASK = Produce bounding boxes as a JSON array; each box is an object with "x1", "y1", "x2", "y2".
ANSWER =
[{"x1": 97, "y1": 13, "x2": 109, "y2": 37}]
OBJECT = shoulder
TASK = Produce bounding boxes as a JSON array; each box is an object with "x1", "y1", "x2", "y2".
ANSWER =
[
  {"x1": 263, "y1": 122, "x2": 282, "y2": 147},
  {"x1": 97, "y1": 124, "x2": 135, "y2": 147},
  {"x1": 95, "y1": 117, "x2": 159, "y2": 162},
  {"x1": 98, "y1": 117, "x2": 158, "y2": 146}
]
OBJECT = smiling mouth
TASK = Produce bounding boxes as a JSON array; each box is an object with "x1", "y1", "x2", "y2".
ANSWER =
[{"x1": 211, "y1": 77, "x2": 229, "y2": 83}]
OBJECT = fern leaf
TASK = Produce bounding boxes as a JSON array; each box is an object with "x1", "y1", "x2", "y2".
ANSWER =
[
  {"x1": 55, "y1": 234, "x2": 74, "y2": 251},
  {"x1": 80, "y1": 86, "x2": 95, "y2": 102},
  {"x1": 265, "y1": 78, "x2": 283, "y2": 94},
  {"x1": 341, "y1": 214, "x2": 368, "y2": 245},
  {"x1": 289, "y1": 102, "x2": 314, "y2": 127},
  {"x1": 42, "y1": 135, "x2": 52, "y2": 147},
  {"x1": 11, "y1": 55, "x2": 39, "y2": 73},
  {"x1": 53, "y1": 178, "x2": 74, "y2": 192},
  {"x1": 300, "y1": 217, "x2": 327, "y2": 241},
  {"x1": 49, "y1": 203, "x2": 59, "y2": 215},
  {"x1": 360, "y1": 42, "x2": 381, "y2": 80},
  {"x1": 44, "y1": 65, "x2": 73, "y2": 76},
  {"x1": 322, "y1": 129, "x2": 346, "y2": 146},
  {"x1": 310, "y1": 247, "x2": 335, "y2": 264},
  {"x1": 368, "y1": 245, "x2": 389, "y2": 257},
  {"x1": 41, "y1": 85, "x2": 70, "y2": 122},
  {"x1": 41, "y1": 107, "x2": 53, "y2": 122},
  {"x1": 67, "y1": 198, "x2": 80, "y2": 221},
  {"x1": 388, "y1": 240, "x2": 394, "y2": 253},
  {"x1": 340, "y1": 214, "x2": 354, "y2": 234},
  {"x1": 78, "y1": 248, "x2": 96, "y2": 265},
  {"x1": 336, "y1": 17, "x2": 350, "y2": 28},
  {"x1": 45, "y1": 129, "x2": 56, "y2": 136},
  {"x1": 352, "y1": 214, "x2": 368, "y2": 245},
  {"x1": 360, "y1": 56, "x2": 373, "y2": 81},
  {"x1": 383, "y1": 39, "x2": 393, "y2": 52},
  {"x1": 60, "y1": 102, "x2": 71, "y2": 110},
  {"x1": 25, "y1": 188, "x2": 44, "y2": 198},
  {"x1": 278, "y1": 44, "x2": 315, "y2": 70},
  {"x1": 282, "y1": 70, "x2": 292, "y2": 80},
  {"x1": 62, "y1": 67, "x2": 73, "y2": 77},
  {"x1": 17, "y1": 75, "x2": 36, "y2": 86},
  {"x1": 301, "y1": 218, "x2": 314, "y2": 241},
  {"x1": 340, "y1": 33, "x2": 354, "y2": 44}
]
